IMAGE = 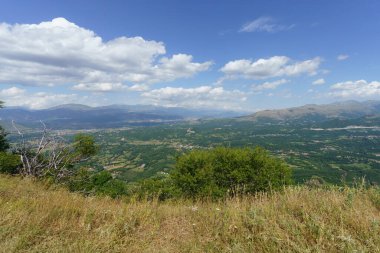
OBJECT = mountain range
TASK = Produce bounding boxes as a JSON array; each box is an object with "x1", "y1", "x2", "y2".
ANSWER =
[
  {"x1": 1, "y1": 100, "x2": 379, "y2": 131},
  {"x1": 0, "y1": 104, "x2": 245, "y2": 130},
  {"x1": 241, "y1": 100, "x2": 380, "y2": 123}
]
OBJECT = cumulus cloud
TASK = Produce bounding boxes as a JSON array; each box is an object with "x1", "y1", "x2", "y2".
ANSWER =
[
  {"x1": 221, "y1": 56, "x2": 321, "y2": 80},
  {"x1": 0, "y1": 18, "x2": 212, "y2": 91},
  {"x1": 329, "y1": 80, "x2": 380, "y2": 98},
  {"x1": 252, "y1": 79, "x2": 288, "y2": 91},
  {"x1": 0, "y1": 86, "x2": 80, "y2": 109},
  {"x1": 312, "y1": 78, "x2": 325, "y2": 85},
  {"x1": 239, "y1": 16, "x2": 294, "y2": 33},
  {"x1": 337, "y1": 54, "x2": 349, "y2": 61},
  {"x1": 0, "y1": 87, "x2": 25, "y2": 96},
  {"x1": 72, "y1": 83, "x2": 126, "y2": 92},
  {"x1": 141, "y1": 86, "x2": 247, "y2": 110}
]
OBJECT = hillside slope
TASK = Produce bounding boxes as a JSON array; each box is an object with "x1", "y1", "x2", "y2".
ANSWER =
[
  {"x1": 242, "y1": 100, "x2": 380, "y2": 123},
  {"x1": 1, "y1": 176, "x2": 380, "y2": 252}
]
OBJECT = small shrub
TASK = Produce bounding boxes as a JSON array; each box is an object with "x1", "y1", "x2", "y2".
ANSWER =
[
  {"x1": 132, "y1": 176, "x2": 181, "y2": 201},
  {"x1": 0, "y1": 152, "x2": 21, "y2": 174},
  {"x1": 66, "y1": 168, "x2": 94, "y2": 194},
  {"x1": 96, "y1": 179, "x2": 128, "y2": 198},
  {"x1": 67, "y1": 169, "x2": 128, "y2": 198}
]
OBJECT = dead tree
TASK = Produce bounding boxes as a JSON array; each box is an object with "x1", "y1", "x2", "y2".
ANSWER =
[{"x1": 12, "y1": 121, "x2": 74, "y2": 180}]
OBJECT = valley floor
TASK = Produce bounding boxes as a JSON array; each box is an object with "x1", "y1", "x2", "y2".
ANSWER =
[{"x1": 1, "y1": 175, "x2": 380, "y2": 252}]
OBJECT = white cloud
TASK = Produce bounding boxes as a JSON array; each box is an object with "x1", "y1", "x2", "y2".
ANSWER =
[
  {"x1": 312, "y1": 78, "x2": 325, "y2": 85},
  {"x1": 221, "y1": 56, "x2": 321, "y2": 80},
  {"x1": 252, "y1": 79, "x2": 288, "y2": 91},
  {"x1": 72, "y1": 83, "x2": 126, "y2": 92},
  {"x1": 0, "y1": 87, "x2": 25, "y2": 96},
  {"x1": 337, "y1": 54, "x2": 349, "y2": 61},
  {"x1": 141, "y1": 86, "x2": 247, "y2": 110},
  {"x1": 329, "y1": 80, "x2": 380, "y2": 98},
  {"x1": 240, "y1": 16, "x2": 294, "y2": 33},
  {"x1": 0, "y1": 18, "x2": 212, "y2": 91},
  {"x1": 127, "y1": 84, "x2": 150, "y2": 92},
  {"x1": 0, "y1": 86, "x2": 79, "y2": 109}
]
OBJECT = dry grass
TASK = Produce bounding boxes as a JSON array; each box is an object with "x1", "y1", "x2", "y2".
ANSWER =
[{"x1": 1, "y1": 175, "x2": 380, "y2": 252}]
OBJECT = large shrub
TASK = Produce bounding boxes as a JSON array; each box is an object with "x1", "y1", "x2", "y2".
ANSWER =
[{"x1": 171, "y1": 146, "x2": 292, "y2": 198}]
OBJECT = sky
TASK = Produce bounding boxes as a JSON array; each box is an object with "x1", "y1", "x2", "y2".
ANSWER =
[{"x1": 0, "y1": 0, "x2": 379, "y2": 111}]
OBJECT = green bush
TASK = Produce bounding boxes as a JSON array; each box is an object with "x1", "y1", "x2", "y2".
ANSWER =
[
  {"x1": 0, "y1": 152, "x2": 21, "y2": 174},
  {"x1": 0, "y1": 128, "x2": 9, "y2": 152},
  {"x1": 67, "y1": 169, "x2": 128, "y2": 198},
  {"x1": 66, "y1": 168, "x2": 94, "y2": 194},
  {"x1": 171, "y1": 146, "x2": 292, "y2": 199},
  {"x1": 96, "y1": 179, "x2": 128, "y2": 198},
  {"x1": 132, "y1": 176, "x2": 181, "y2": 201}
]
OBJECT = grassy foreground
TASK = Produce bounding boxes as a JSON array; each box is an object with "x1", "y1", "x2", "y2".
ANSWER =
[{"x1": 1, "y1": 176, "x2": 380, "y2": 252}]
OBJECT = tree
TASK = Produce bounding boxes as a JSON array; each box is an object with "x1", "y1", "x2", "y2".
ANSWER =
[
  {"x1": 12, "y1": 121, "x2": 98, "y2": 180},
  {"x1": 171, "y1": 146, "x2": 292, "y2": 199},
  {"x1": 73, "y1": 134, "x2": 98, "y2": 159}
]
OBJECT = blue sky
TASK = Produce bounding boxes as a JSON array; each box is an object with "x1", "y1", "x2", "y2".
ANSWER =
[{"x1": 0, "y1": 0, "x2": 379, "y2": 111}]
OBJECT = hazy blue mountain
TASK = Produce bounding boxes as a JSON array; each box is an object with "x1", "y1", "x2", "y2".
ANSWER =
[
  {"x1": 2, "y1": 101, "x2": 379, "y2": 131},
  {"x1": 240, "y1": 100, "x2": 380, "y2": 123},
  {"x1": 0, "y1": 104, "x2": 245, "y2": 130}
]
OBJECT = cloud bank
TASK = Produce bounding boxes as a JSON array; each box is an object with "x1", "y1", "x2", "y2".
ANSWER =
[
  {"x1": 0, "y1": 18, "x2": 212, "y2": 91},
  {"x1": 329, "y1": 80, "x2": 380, "y2": 98},
  {"x1": 0, "y1": 86, "x2": 80, "y2": 109},
  {"x1": 142, "y1": 86, "x2": 247, "y2": 110}
]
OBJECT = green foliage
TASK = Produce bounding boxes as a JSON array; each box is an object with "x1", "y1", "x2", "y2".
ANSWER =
[
  {"x1": 0, "y1": 152, "x2": 21, "y2": 174},
  {"x1": 66, "y1": 168, "x2": 94, "y2": 193},
  {"x1": 67, "y1": 169, "x2": 127, "y2": 198},
  {"x1": 92, "y1": 170, "x2": 113, "y2": 186},
  {"x1": 0, "y1": 101, "x2": 9, "y2": 152},
  {"x1": 0, "y1": 102, "x2": 16, "y2": 174},
  {"x1": 0, "y1": 127, "x2": 9, "y2": 152},
  {"x1": 96, "y1": 178, "x2": 128, "y2": 198},
  {"x1": 132, "y1": 175, "x2": 181, "y2": 201},
  {"x1": 73, "y1": 134, "x2": 98, "y2": 159},
  {"x1": 171, "y1": 146, "x2": 292, "y2": 199}
]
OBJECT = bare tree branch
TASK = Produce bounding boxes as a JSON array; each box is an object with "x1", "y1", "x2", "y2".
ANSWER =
[{"x1": 12, "y1": 121, "x2": 75, "y2": 180}]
